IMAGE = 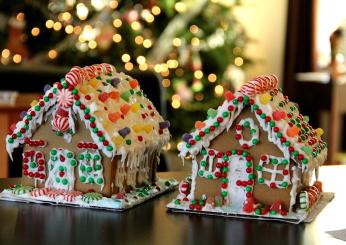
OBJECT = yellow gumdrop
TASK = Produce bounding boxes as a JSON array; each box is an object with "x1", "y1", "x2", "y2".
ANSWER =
[
  {"x1": 30, "y1": 100, "x2": 38, "y2": 107},
  {"x1": 113, "y1": 135, "x2": 124, "y2": 146},
  {"x1": 144, "y1": 124, "x2": 153, "y2": 133},
  {"x1": 259, "y1": 93, "x2": 271, "y2": 105},
  {"x1": 131, "y1": 103, "x2": 141, "y2": 112},
  {"x1": 316, "y1": 128, "x2": 324, "y2": 137},
  {"x1": 89, "y1": 78, "x2": 100, "y2": 88},
  {"x1": 79, "y1": 85, "x2": 92, "y2": 94},
  {"x1": 132, "y1": 124, "x2": 143, "y2": 133}
]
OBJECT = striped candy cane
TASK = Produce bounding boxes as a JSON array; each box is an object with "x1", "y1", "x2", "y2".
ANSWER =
[{"x1": 240, "y1": 75, "x2": 278, "y2": 97}]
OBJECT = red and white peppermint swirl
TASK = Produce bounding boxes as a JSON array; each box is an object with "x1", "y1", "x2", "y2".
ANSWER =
[
  {"x1": 239, "y1": 75, "x2": 278, "y2": 97},
  {"x1": 57, "y1": 89, "x2": 73, "y2": 108},
  {"x1": 84, "y1": 66, "x2": 96, "y2": 79},
  {"x1": 31, "y1": 188, "x2": 50, "y2": 197},
  {"x1": 63, "y1": 191, "x2": 83, "y2": 202},
  {"x1": 52, "y1": 116, "x2": 69, "y2": 133},
  {"x1": 46, "y1": 189, "x2": 65, "y2": 199}
]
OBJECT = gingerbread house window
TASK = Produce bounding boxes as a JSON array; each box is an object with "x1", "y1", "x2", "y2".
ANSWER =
[
  {"x1": 78, "y1": 149, "x2": 104, "y2": 186},
  {"x1": 256, "y1": 154, "x2": 290, "y2": 188},
  {"x1": 22, "y1": 150, "x2": 46, "y2": 183},
  {"x1": 234, "y1": 118, "x2": 259, "y2": 149}
]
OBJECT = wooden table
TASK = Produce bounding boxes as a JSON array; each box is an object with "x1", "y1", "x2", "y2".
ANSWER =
[{"x1": 0, "y1": 167, "x2": 345, "y2": 245}]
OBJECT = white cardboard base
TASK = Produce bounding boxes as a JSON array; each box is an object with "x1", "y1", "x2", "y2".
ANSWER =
[
  {"x1": 0, "y1": 178, "x2": 178, "y2": 211},
  {"x1": 166, "y1": 192, "x2": 334, "y2": 224}
]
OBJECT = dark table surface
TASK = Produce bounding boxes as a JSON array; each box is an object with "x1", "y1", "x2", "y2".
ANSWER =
[{"x1": 0, "y1": 167, "x2": 345, "y2": 245}]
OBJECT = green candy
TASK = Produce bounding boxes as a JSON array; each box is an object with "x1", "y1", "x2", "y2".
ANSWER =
[
  {"x1": 258, "y1": 177, "x2": 264, "y2": 184},
  {"x1": 199, "y1": 170, "x2": 204, "y2": 176},
  {"x1": 85, "y1": 153, "x2": 91, "y2": 160},
  {"x1": 200, "y1": 161, "x2": 206, "y2": 167},
  {"x1": 67, "y1": 152, "x2": 73, "y2": 158},
  {"x1": 58, "y1": 166, "x2": 64, "y2": 171},
  {"x1": 8, "y1": 138, "x2": 14, "y2": 143},
  {"x1": 70, "y1": 159, "x2": 77, "y2": 166},
  {"x1": 56, "y1": 177, "x2": 60, "y2": 183},
  {"x1": 302, "y1": 146, "x2": 312, "y2": 155},
  {"x1": 88, "y1": 177, "x2": 94, "y2": 183},
  {"x1": 80, "y1": 165, "x2": 86, "y2": 172},
  {"x1": 207, "y1": 108, "x2": 218, "y2": 118},
  {"x1": 95, "y1": 164, "x2": 102, "y2": 171},
  {"x1": 29, "y1": 162, "x2": 36, "y2": 168},
  {"x1": 80, "y1": 176, "x2": 86, "y2": 182},
  {"x1": 96, "y1": 178, "x2": 103, "y2": 185},
  {"x1": 121, "y1": 91, "x2": 131, "y2": 102},
  {"x1": 51, "y1": 149, "x2": 57, "y2": 155},
  {"x1": 86, "y1": 166, "x2": 93, "y2": 173},
  {"x1": 221, "y1": 191, "x2": 228, "y2": 197},
  {"x1": 62, "y1": 178, "x2": 68, "y2": 185},
  {"x1": 107, "y1": 145, "x2": 113, "y2": 151}
]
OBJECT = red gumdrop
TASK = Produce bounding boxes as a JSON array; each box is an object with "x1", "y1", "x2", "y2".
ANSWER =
[
  {"x1": 98, "y1": 92, "x2": 109, "y2": 102},
  {"x1": 243, "y1": 197, "x2": 255, "y2": 213}
]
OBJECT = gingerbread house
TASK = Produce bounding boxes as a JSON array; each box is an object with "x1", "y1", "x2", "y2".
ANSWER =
[
  {"x1": 2, "y1": 64, "x2": 176, "y2": 210},
  {"x1": 167, "y1": 75, "x2": 327, "y2": 222}
]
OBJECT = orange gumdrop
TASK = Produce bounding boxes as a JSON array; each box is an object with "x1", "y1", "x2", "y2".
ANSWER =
[
  {"x1": 108, "y1": 112, "x2": 121, "y2": 123},
  {"x1": 195, "y1": 121, "x2": 206, "y2": 130},
  {"x1": 129, "y1": 80, "x2": 139, "y2": 89},
  {"x1": 109, "y1": 91, "x2": 120, "y2": 100},
  {"x1": 286, "y1": 126, "x2": 299, "y2": 137},
  {"x1": 120, "y1": 104, "x2": 130, "y2": 115}
]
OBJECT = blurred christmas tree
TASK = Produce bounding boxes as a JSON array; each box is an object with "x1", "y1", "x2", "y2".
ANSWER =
[{"x1": 0, "y1": 0, "x2": 250, "y2": 141}]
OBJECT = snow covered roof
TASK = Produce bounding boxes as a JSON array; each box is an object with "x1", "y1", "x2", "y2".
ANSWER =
[
  {"x1": 6, "y1": 64, "x2": 170, "y2": 159},
  {"x1": 178, "y1": 75, "x2": 327, "y2": 172}
]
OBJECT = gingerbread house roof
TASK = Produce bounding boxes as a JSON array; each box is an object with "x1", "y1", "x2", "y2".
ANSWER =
[
  {"x1": 6, "y1": 64, "x2": 170, "y2": 161},
  {"x1": 178, "y1": 75, "x2": 327, "y2": 172}
]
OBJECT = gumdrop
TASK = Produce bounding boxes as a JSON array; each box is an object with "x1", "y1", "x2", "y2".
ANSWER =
[
  {"x1": 113, "y1": 136, "x2": 123, "y2": 146},
  {"x1": 111, "y1": 77, "x2": 121, "y2": 87},
  {"x1": 159, "y1": 121, "x2": 170, "y2": 129},
  {"x1": 121, "y1": 91, "x2": 131, "y2": 102},
  {"x1": 98, "y1": 92, "x2": 109, "y2": 102},
  {"x1": 89, "y1": 79, "x2": 100, "y2": 88},
  {"x1": 224, "y1": 91, "x2": 235, "y2": 102},
  {"x1": 132, "y1": 124, "x2": 142, "y2": 133},
  {"x1": 43, "y1": 84, "x2": 52, "y2": 92},
  {"x1": 182, "y1": 133, "x2": 193, "y2": 143},
  {"x1": 20, "y1": 111, "x2": 27, "y2": 119},
  {"x1": 272, "y1": 110, "x2": 286, "y2": 121},
  {"x1": 243, "y1": 197, "x2": 255, "y2": 213},
  {"x1": 120, "y1": 104, "x2": 130, "y2": 115},
  {"x1": 270, "y1": 200, "x2": 282, "y2": 213},
  {"x1": 108, "y1": 112, "x2": 121, "y2": 123},
  {"x1": 118, "y1": 127, "x2": 131, "y2": 138},
  {"x1": 143, "y1": 124, "x2": 153, "y2": 133},
  {"x1": 259, "y1": 93, "x2": 271, "y2": 105},
  {"x1": 131, "y1": 103, "x2": 140, "y2": 112},
  {"x1": 109, "y1": 91, "x2": 120, "y2": 100},
  {"x1": 129, "y1": 79, "x2": 139, "y2": 88}
]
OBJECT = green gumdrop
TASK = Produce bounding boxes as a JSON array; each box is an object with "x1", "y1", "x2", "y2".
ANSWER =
[
  {"x1": 302, "y1": 146, "x2": 312, "y2": 155},
  {"x1": 207, "y1": 108, "x2": 218, "y2": 118},
  {"x1": 303, "y1": 116, "x2": 309, "y2": 122},
  {"x1": 121, "y1": 91, "x2": 131, "y2": 102}
]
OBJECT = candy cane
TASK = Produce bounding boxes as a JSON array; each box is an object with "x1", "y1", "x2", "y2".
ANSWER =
[
  {"x1": 240, "y1": 75, "x2": 278, "y2": 97},
  {"x1": 31, "y1": 188, "x2": 50, "y2": 197},
  {"x1": 101, "y1": 63, "x2": 113, "y2": 74},
  {"x1": 63, "y1": 191, "x2": 83, "y2": 202},
  {"x1": 65, "y1": 71, "x2": 81, "y2": 87}
]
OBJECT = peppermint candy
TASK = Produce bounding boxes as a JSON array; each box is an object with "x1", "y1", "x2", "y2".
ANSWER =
[
  {"x1": 63, "y1": 191, "x2": 83, "y2": 202},
  {"x1": 52, "y1": 116, "x2": 69, "y2": 133},
  {"x1": 239, "y1": 75, "x2": 278, "y2": 97},
  {"x1": 46, "y1": 189, "x2": 65, "y2": 199},
  {"x1": 57, "y1": 89, "x2": 73, "y2": 107},
  {"x1": 65, "y1": 68, "x2": 81, "y2": 87},
  {"x1": 31, "y1": 188, "x2": 50, "y2": 197}
]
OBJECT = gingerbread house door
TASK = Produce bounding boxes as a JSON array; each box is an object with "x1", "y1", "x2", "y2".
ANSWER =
[
  {"x1": 227, "y1": 155, "x2": 249, "y2": 209},
  {"x1": 45, "y1": 148, "x2": 77, "y2": 191}
]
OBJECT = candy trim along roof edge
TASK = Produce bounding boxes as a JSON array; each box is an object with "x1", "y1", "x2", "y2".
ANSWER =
[{"x1": 178, "y1": 75, "x2": 327, "y2": 173}]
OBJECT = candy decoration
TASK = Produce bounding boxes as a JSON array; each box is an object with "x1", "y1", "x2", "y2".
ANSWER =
[
  {"x1": 240, "y1": 75, "x2": 278, "y2": 97},
  {"x1": 224, "y1": 91, "x2": 235, "y2": 102},
  {"x1": 22, "y1": 150, "x2": 46, "y2": 182},
  {"x1": 82, "y1": 192, "x2": 103, "y2": 203},
  {"x1": 243, "y1": 197, "x2": 255, "y2": 213},
  {"x1": 270, "y1": 200, "x2": 282, "y2": 214},
  {"x1": 30, "y1": 100, "x2": 38, "y2": 107},
  {"x1": 31, "y1": 188, "x2": 50, "y2": 197},
  {"x1": 159, "y1": 121, "x2": 170, "y2": 129},
  {"x1": 259, "y1": 93, "x2": 271, "y2": 105},
  {"x1": 52, "y1": 116, "x2": 69, "y2": 133},
  {"x1": 195, "y1": 121, "x2": 205, "y2": 130},
  {"x1": 45, "y1": 149, "x2": 77, "y2": 191},
  {"x1": 46, "y1": 189, "x2": 65, "y2": 199},
  {"x1": 129, "y1": 79, "x2": 139, "y2": 88},
  {"x1": 65, "y1": 68, "x2": 81, "y2": 87},
  {"x1": 257, "y1": 155, "x2": 290, "y2": 188},
  {"x1": 301, "y1": 146, "x2": 312, "y2": 155},
  {"x1": 11, "y1": 185, "x2": 34, "y2": 195},
  {"x1": 121, "y1": 91, "x2": 131, "y2": 102},
  {"x1": 120, "y1": 104, "x2": 130, "y2": 115},
  {"x1": 235, "y1": 118, "x2": 259, "y2": 149},
  {"x1": 57, "y1": 89, "x2": 73, "y2": 108},
  {"x1": 143, "y1": 124, "x2": 153, "y2": 133},
  {"x1": 130, "y1": 103, "x2": 140, "y2": 112},
  {"x1": 118, "y1": 127, "x2": 131, "y2": 138},
  {"x1": 98, "y1": 92, "x2": 109, "y2": 102},
  {"x1": 182, "y1": 133, "x2": 193, "y2": 143},
  {"x1": 78, "y1": 150, "x2": 104, "y2": 186},
  {"x1": 63, "y1": 191, "x2": 83, "y2": 202},
  {"x1": 315, "y1": 128, "x2": 324, "y2": 137},
  {"x1": 272, "y1": 110, "x2": 286, "y2": 121},
  {"x1": 178, "y1": 179, "x2": 191, "y2": 197},
  {"x1": 108, "y1": 112, "x2": 121, "y2": 123},
  {"x1": 286, "y1": 126, "x2": 300, "y2": 137},
  {"x1": 20, "y1": 111, "x2": 27, "y2": 119},
  {"x1": 111, "y1": 77, "x2": 121, "y2": 87},
  {"x1": 207, "y1": 108, "x2": 218, "y2": 118},
  {"x1": 109, "y1": 91, "x2": 120, "y2": 100},
  {"x1": 43, "y1": 84, "x2": 52, "y2": 92},
  {"x1": 56, "y1": 107, "x2": 69, "y2": 117}
]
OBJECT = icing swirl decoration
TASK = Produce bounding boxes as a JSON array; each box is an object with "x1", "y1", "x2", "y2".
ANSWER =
[{"x1": 240, "y1": 75, "x2": 278, "y2": 97}]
